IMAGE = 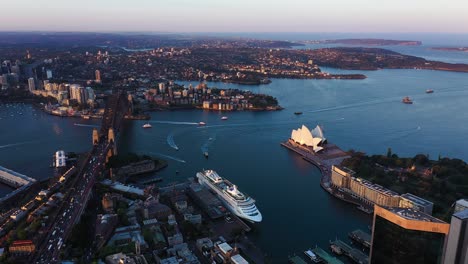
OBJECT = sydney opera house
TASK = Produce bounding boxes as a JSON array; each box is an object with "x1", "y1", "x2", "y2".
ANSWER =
[{"x1": 290, "y1": 125, "x2": 326, "y2": 152}]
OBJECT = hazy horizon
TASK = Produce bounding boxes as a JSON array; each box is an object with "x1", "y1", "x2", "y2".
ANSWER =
[{"x1": 1, "y1": 0, "x2": 467, "y2": 33}]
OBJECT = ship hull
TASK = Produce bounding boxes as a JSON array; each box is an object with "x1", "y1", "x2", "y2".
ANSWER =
[{"x1": 196, "y1": 172, "x2": 262, "y2": 223}]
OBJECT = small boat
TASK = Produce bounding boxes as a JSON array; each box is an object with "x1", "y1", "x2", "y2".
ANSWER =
[
  {"x1": 199, "y1": 122, "x2": 206, "y2": 126},
  {"x1": 221, "y1": 116, "x2": 228, "y2": 120},
  {"x1": 204, "y1": 152, "x2": 209, "y2": 158},
  {"x1": 426, "y1": 89, "x2": 434, "y2": 94},
  {"x1": 142, "y1": 123, "x2": 152, "y2": 128},
  {"x1": 294, "y1": 112, "x2": 303, "y2": 115},
  {"x1": 304, "y1": 249, "x2": 321, "y2": 263},
  {"x1": 402, "y1": 96, "x2": 413, "y2": 104},
  {"x1": 330, "y1": 244, "x2": 343, "y2": 255}
]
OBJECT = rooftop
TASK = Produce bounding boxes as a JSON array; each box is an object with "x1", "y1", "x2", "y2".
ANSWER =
[
  {"x1": 456, "y1": 199, "x2": 468, "y2": 208},
  {"x1": 231, "y1": 254, "x2": 249, "y2": 264},
  {"x1": 218, "y1": 242, "x2": 233, "y2": 254},
  {"x1": 333, "y1": 165, "x2": 356, "y2": 175},
  {"x1": 386, "y1": 207, "x2": 446, "y2": 223},
  {"x1": 401, "y1": 193, "x2": 434, "y2": 206},
  {"x1": 354, "y1": 177, "x2": 399, "y2": 196},
  {"x1": 453, "y1": 208, "x2": 468, "y2": 220}
]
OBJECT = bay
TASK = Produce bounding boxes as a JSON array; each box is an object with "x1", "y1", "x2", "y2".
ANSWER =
[{"x1": 1, "y1": 48, "x2": 468, "y2": 262}]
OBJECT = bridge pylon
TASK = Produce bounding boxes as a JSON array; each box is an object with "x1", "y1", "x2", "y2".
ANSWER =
[{"x1": 92, "y1": 128, "x2": 99, "y2": 145}]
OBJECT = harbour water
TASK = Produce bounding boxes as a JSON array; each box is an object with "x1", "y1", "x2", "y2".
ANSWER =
[{"x1": 1, "y1": 43, "x2": 468, "y2": 262}]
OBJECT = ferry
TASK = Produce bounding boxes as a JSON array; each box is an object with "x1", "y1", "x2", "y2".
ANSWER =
[
  {"x1": 304, "y1": 249, "x2": 321, "y2": 263},
  {"x1": 196, "y1": 170, "x2": 262, "y2": 222},
  {"x1": 426, "y1": 89, "x2": 434, "y2": 94},
  {"x1": 294, "y1": 112, "x2": 303, "y2": 115},
  {"x1": 402, "y1": 96, "x2": 413, "y2": 104},
  {"x1": 142, "y1": 123, "x2": 152, "y2": 128},
  {"x1": 221, "y1": 116, "x2": 228, "y2": 120},
  {"x1": 199, "y1": 122, "x2": 206, "y2": 126}
]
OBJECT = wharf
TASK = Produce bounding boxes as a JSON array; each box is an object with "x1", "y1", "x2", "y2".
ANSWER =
[
  {"x1": 281, "y1": 140, "x2": 376, "y2": 212},
  {"x1": 138, "y1": 177, "x2": 163, "y2": 185},
  {"x1": 312, "y1": 247, "x2": 344, "y2": 264},
  {"x1": 281, "y1": 140, "x2": 349, "y2": 175},
  {"x1": 330, "y1": 239, "x2": 369, "y2": 264},
  {"x1": 349, "y1": 229, "x2": 371, "y2": 248},
  {"x1": 289, "y1": 255, "x2": 308, "y2": 264}
]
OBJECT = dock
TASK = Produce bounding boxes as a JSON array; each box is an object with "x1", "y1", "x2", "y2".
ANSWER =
[
  {"x1": 0, "y1": 166, "x2": 37, "y2": 204},
  {"x1": 330, "y1": 239, "x2": 369, "y2": 264},
  {"x1": 281, "y1": 139, "x2": 349, "y2": 196},
  {"x1": 138, "y1": 177, "x2": 163, "y2": 185},
  {"x1": 349, "y1": 229, "x2": 371, "y2": 248},
  {"x1": 289, "y1": 255, "x2": 308, "y2": 264},
  {"x1": 312, "y1": 247, "x2": 344, "y2": 264}
]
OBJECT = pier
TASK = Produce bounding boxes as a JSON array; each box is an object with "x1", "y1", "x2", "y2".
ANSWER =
[
  {"x1": 0, "y1": 165, "x2": 36, "y2": 188},
  {"x1": 0, "y1": 166, "x2": 37, "y2": 204},
  {"x1": 281, "y1": 137, "x2": 377, "y2": 211},
  {"x1": 329, "y1": 239, "x2": 369, "y2": 264},
  {"x1": 311, "y1": 247, "x2": 344, "y2": 264},
  {"x1": 280, "y1": 139, "x2": 349, "y2": 181},
  {"x1": 349, "y1": 229, "x2": 371, "y2": 248},
  {"x1": 138, "y1": 177, "x2": 163, "y2": 185}
]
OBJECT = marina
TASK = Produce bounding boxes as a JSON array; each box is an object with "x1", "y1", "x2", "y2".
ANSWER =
[
  {"x1": 348, "y1": 229, "x2": 371, "y2": 249},
  {"x1": 289, "y1": 255, "x2": 308, "y2": 264},
  {"x1": 312, "y1": 247, "x2": 344, "y2": 264},
  {"x1": 329, "y1": 239, "x2": 369, "y2": 264}
]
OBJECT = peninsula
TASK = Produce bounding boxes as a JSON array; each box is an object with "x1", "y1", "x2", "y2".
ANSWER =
[
  {"x1": 340, "y1": 150, "x2": 468, "y2": 220},
  {"x1": 431, "y1": 47, "x2": 468, "y2": 52},
  {"x1": 300, "y1": 38, "x2": 422, "y2": 46},
  {"x1": 305, "y1": 47, "x2": 468, "y2": 73}
]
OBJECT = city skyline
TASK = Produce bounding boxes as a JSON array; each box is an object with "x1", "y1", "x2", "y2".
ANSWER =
[{"x1": 1, "y1": 0, "x2": 468, "y2": 33}]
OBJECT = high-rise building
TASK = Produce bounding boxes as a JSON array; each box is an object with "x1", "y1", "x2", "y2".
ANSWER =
[
  {"x1": 370, "y1": 205, "x2": 450, "y2": 264},
  {"x1": 46, "y1": 70, "x2": 53, "y2": 79},
  {"x1": 443, "y1": 209, "x2": 468, "y2": 264},
  {"x1": 86, "y1": 87, "x2": 95, "y2": 104},
  {"x1": 69, "y1": 84, "x2": 87, "y2": 104},
  {"x1": 454, "y1": 199, "x2": 468, "y2": 213},
  {"x1": 95, "y1": 70, "x2": 101, "y2": 82},
  {"x1": 28, "y1": 78, "x2": 35, "y2": 92},
  {"x1": 158, "y1": 82, "x2": 166, "y2": 93}
]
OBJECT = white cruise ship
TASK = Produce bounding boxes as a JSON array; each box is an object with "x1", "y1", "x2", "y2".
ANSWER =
[{"x1": 196, "y1": 170, "x2": 262, "y2": 223}]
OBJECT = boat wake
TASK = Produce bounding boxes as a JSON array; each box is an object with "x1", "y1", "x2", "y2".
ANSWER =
[
  {"x1": 0, "y1": 140, "x2": 37, "y2": 149},
  {"x1": 382, "y1": 126, "x2": 422, "y2": 143},
  {"x1": 148, "y1": 152, "x2": 186, "y2": 163},
  {"x1": 167, "y1": 133, "x2": 179, "y2": 150},
  {"x1": 201, "y1": 134, "x2": 216, "y2": 154},
  {"x1": 198, "y1": 123, "x2": 251, "y2": 129},
  {"x1": 150, "y1": 120, "x2": 198, "y2": 125},
  {"x1": 304, "y1": 98, "x2": 397, "y2": 114},
  {"x1": 74, "y1": 123, "x2": 100, "y2": 128}
]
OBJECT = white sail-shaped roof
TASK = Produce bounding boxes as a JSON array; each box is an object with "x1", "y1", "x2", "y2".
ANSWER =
[
  {"x1": 290, "y1": 124, "x2": 325, "y2": 152},
  {"x1": 311, "y1": 125, "x2": 326, "y2": 142}
]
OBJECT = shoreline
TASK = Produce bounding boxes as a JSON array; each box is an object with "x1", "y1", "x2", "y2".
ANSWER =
[{"x1": 280, "y1": 140, "x2": 375, "y2": 214}]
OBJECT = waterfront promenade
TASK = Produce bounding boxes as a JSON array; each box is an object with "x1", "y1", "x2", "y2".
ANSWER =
[{"x1": 281, "y1": 139, "x2": 348, "y2": 187}]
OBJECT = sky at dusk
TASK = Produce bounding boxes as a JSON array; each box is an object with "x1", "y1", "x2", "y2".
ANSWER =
[{"x1": 1, "y1": 0, "x2": 467, "y2": 33}]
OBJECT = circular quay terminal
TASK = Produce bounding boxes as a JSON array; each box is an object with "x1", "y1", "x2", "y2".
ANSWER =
[{"x1": 1, "y1": 1, "x2": 468, "y2": 263}]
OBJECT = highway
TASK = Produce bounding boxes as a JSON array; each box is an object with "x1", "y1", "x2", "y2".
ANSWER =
[
  {"x1": 34, "y1": 143, "x2": 107, "y2": 263},
  {"x1": 32, "y1": 91, "x2": 128, "y2": 263}
]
